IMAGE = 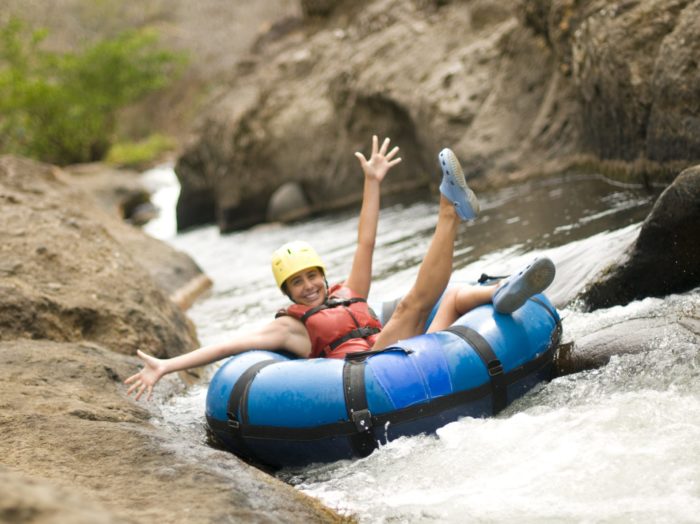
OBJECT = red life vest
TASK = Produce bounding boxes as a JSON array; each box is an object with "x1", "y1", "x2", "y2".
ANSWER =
[{"x1": 276, "y1": 283, "x2": 383, "y2": 359}]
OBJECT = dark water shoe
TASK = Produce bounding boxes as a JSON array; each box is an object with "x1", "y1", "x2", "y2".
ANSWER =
[{"x1": 493, "y1": 257, "x2": 556, "y2": 314}]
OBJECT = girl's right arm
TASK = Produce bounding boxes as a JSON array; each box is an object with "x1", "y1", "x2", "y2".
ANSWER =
[{"x1": 124, "y1": 316, "x2": 311, "y2": 401}]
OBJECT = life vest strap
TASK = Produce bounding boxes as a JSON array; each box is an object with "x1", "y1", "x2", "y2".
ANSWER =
[
  {"x1": 300, "y1": 297, "x2": 367, "y2": 323},
  {"x1": 326, "y1": 326, "x2": 381, "y2": 352}
]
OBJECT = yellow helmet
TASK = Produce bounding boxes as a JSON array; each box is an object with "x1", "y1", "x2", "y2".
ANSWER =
[{"x1": 271, "y1": 241, "x2": 326, "y2": 289}]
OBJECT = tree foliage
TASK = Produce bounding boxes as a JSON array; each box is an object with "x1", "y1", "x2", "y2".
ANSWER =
[{"x1": 0, "y1": 17, "x2": 185, "y2": 165}]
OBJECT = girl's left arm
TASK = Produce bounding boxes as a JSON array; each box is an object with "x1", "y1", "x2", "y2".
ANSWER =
[{"x1": 345, "y1": 135, "x2": 401, "y2": 298}]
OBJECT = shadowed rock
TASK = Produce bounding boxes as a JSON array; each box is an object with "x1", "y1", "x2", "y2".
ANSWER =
[{"x1": 580, "y1": 166, "x2": 700, "y2": 310}]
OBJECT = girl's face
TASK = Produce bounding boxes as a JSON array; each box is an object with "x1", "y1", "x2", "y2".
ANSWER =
[{"x1": 285, "y1": 267, "x2": 326, "y2": 307}]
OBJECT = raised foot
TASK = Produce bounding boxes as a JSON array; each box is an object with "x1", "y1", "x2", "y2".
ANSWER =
[
  {"x1": 492, "y1": 257, "x2": 556, "y2": 314},
  {"x1": 438, "y1": 148, "x2": 480, "y2": 221}
]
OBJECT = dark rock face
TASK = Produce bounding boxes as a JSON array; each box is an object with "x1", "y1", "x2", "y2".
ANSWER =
[
  {"x1": 580, "y1": 166, "x2": 700, "y2": 310},
  {"x1": 177, "y1": 0, "x2": 700, "y2": 232},
  {"x1": 521, "y1": 0, "x2": 700, "y2": 162}
]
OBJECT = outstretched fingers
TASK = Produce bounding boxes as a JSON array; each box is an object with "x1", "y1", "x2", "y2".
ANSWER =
[
  {"x1": 354, "y1": 151, "x2": 369, "y2": 168},
  {"x1": 379, "y1": 137, "x2": 391, "y2": 156}
]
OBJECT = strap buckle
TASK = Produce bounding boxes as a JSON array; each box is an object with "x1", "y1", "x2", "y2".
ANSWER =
[
  {"x1": 487, "y1": 360, "x2": 504, "y2": 376},
  {"x1": 227, "y1": 411, "x2": 241, "y2": 429},
  {"x1": 351, "y1": 408, "x2": 373, "y2": 432}
]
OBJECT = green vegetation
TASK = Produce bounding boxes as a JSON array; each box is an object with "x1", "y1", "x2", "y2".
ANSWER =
[
  {"x1": 106, "y1": 133, "x2": 176, "y2": 168},
  {"x1": 0, "y1": 17, "x2": 185, "y2": 165}
]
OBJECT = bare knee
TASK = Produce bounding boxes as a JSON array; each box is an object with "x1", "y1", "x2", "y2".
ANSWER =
[
  {"x1": 454, "y1": 284, "x2": 494, "y2": 314},
  {"x1": 397, "y1": 291, "x2": 436, "y2": 320}
]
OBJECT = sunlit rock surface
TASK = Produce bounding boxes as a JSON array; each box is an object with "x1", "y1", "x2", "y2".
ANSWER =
[{"x1": 0, "y1": 156, "x2": 342, "y2": 523}]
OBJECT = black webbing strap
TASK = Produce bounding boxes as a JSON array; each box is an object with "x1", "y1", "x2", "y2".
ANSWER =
[
  {"x1": 342, "y1": 360, "x2": 377, "y2": 457},
  {"x1": 528, "y1": 296, "x2": 563, "y2": 346},
  {"x1": 477, "y1": 273, "x2": 509, "y2": 284},
  {"x1": 300, "y1": 297, "x2": 367, "y2": 323},
  {"x1": 206, "y1": 342, "x2": 557, "y2": 443},
  {"x1": 327, "y1": 326, "x2": 381, "y2": 351},
  {"x1": 444, "y1": 325, "x2": 508, "y2": 414},
  {"x1": 226, "y1": 359, "x2": 277, "y2": 454}
]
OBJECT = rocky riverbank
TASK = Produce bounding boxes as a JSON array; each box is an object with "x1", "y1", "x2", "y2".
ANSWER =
[
  {"x1": 2, "y1": 156, "x2": 698, "y2": 522},
  {"x1": 0, "y1": 156, "x2": 343, "y2": 523},
  {"x1": 175, "y1": 0, "x2": 700, "y2": 232}
]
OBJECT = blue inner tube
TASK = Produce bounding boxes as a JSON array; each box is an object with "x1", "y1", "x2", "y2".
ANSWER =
[{"x1": 206, "y1": 294, "x2": 561, "y2": 468}]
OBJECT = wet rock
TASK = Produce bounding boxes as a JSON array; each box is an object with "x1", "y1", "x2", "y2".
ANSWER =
[
  {"x1": 555, "y1": 293, "x2": 700, "y2": 376},
  {"x1": 0, "y1": 339, "x2": 342, "y2": 523},
  {"x1": 580, "y1": 166, "x2": 700, "y2": 310},
  {"x1": 267, "y1": 181, "x2": 312, "y2": 222}
]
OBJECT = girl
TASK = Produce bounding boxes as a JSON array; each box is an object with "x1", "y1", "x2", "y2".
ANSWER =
[{"x1": 126, "y1": 136, "x2": 554, "y2": 400}]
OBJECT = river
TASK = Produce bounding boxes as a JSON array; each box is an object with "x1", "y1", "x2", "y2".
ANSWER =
[{"x1": 142, "y1": 165, "x2": 700, "y2": 523}]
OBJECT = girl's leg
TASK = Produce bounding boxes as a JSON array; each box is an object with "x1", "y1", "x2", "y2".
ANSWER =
[
  {"x1": 373, "y1": 196, "x2": 461, "y2": 349},
  {"x1": 373, "y1": 148, "x2": 479, "y2": 350},
  {"x1": 426, "y1": 284, "x2": 497, "y2": 333}
]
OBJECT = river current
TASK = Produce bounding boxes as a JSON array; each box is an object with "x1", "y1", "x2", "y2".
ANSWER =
[{"x1": 142, "y1": 165, "x2": 700, "y2": 523}]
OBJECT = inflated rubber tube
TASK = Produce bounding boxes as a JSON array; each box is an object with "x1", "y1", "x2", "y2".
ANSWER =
[{"x1": 206, "y1": 294, "x2": 561, "y2": 468}]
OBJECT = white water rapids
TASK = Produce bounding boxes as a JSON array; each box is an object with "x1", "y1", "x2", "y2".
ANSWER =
[{"x1": 143, "y1": 165, "x2": 700, "y2": 523}]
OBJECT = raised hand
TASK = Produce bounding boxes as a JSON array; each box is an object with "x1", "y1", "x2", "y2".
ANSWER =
[
  {"x1": 354, "y1": 135, "x2": 402, "y2": 183},
  {"x1": 124, "y1": 350, "x2": 167, "y2": 401}
]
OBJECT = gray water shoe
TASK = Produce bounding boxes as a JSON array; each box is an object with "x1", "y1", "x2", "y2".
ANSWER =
[
  {"x1": 492, "y1": 257, "x2": 556, "y2": 314},
  {"x1": 438, "y1": 148, "x2": 480, "y2": 220}
]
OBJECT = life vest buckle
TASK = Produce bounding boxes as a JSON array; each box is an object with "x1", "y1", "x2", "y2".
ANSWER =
[{"x1": 351, "y1": 408, "x2": 373, "y2": 433}]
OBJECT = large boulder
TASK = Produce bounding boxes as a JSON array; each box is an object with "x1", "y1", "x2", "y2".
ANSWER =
[
  {"x1": 175, "y1": 0, "x2": 560, "y2": 231},
  {"x1": 0, "y1": 155, "x2": 342, "y2": 522},
  {"x1": 0, "y1": 156, "x2": 197, "y2": 357},
  {"x1": 579, "y1": 166, "x2": 700, "y2": 310},
  {"x1": 0, "y1": 339, "x2": 343, "y2": 523},
  {"x1": 521, "y1": 0, "x2": 700, "y2": 162},
  {"x1": 65, "y1": 162, "x2": 209, "y2": 298},
  {"x1": 555, "y1": 291, "x2": 700, "y2": 375},
  {"x1": 177, "y1": 0, "x2": 700, "y2": 232}
]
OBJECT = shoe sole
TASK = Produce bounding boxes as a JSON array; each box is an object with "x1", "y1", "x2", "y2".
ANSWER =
[
  {"x1": 493, "y1": 257, "x2": 556, "y2": 314},
  {"x1": 439, "y1": 148, "x2": 480, "y2": 219}
]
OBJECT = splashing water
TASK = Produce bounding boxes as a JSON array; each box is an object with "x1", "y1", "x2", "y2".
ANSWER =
[{"x1": 146, "y1": 168, "x2": 700, "y2": 523}]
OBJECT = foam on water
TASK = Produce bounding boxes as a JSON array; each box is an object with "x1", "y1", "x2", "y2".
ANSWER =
[{"x1": 144, "y1": 168, "x2": 700, "y2": 523}]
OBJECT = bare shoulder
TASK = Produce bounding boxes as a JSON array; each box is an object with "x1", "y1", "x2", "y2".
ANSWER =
[
  {"x1": 272, "y1": 315, "x2": 305, "y2": 334},
  {"x1": 269, "y1": 315, "x2": 311, "y2": 357}
]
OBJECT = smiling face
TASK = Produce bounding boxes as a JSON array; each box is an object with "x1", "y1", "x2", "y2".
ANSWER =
[{"x1": 284, "y1": 267, "x2": 327, "y2": 307}]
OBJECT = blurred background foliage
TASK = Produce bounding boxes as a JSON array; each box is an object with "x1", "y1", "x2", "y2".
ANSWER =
[{"x1": 0, "y1": 17, "x2": 186, "y2": 165}]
